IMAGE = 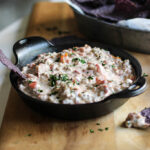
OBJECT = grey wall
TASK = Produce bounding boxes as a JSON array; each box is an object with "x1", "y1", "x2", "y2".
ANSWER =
[{"x1": 0, "y1": 0, "x2": 48, "y2": 30}]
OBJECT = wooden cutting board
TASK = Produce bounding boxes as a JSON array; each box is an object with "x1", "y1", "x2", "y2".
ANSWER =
[{"x1": 0, "y1": 2, "x2": 150, "y2": 150}]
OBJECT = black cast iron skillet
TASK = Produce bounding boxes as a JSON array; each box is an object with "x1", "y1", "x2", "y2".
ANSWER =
[{"x1": 10, "y1": 36, "x2": 147, "y2": 120}]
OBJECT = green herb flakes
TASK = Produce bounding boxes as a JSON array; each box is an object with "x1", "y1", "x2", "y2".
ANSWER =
[
  {"x1": 49, "y1": 75, "x2": 58, "y2": 86},
  {"x1": 50, "y1": 91, "x2": 58, "y2": 96},
  {"x1": 72, "y1": 58, "x2": 86, "y2": 64},
  {"x1": 73, "y1": 47, "x2": 77, "y2": 51},
  {"x1": 90, "y1": 129, "x2": 94, "y2": 133},
  {"x1": 61, "y1": 74, "x2": 68, "y2": 81},
  {"x1": 143, "y1": 73, "x2": 148, "y2": 77},
  {"x1": 80, "y1": 59, "x2": 86, "y2": 64},
  {"x1": 38, "y1": 89, "x2": 43, "y2": 93},
  {"x1": 67, "y1": 80, "x2": 72, "y2": 84},
  {"x1": 96, "y1": 123, "x2": 100, "y2": 125},
  {"x1": 55, "y1": 57, "x2": 60, "y2": 62},
  {"x1": 72, "y1": 58, "x2": 80, "y2": 62},
  {"x1": 76, "y1": 81, "x2": 80, "y2": 85},
  {"x1": 49, "y1": 74, "x2": 69, "y2": 86},
  {"x1": 27, "y1": 133, "x2": 32, "y2": 136},
  {"x1": 98, "y1": 128, "x2": 103, "y2": 132},
  {"x1": 112, "y1": 65, "x2": 115, "y2": 68},
  {"x1": 102, "y1": 63, "x2": 106, "y2": 66},
  {"x1": 88, "y1": 76, "x2": 94, "y2": 80},
  {"x1": 28, "y1": 80, "x2": 32, "y2": 84},
  {"x1": 105, "y1": 127, "x2": 109, "y2": 131},
  {"x1": 71, "y1": 53, "x2": 75, "y2": 56}
]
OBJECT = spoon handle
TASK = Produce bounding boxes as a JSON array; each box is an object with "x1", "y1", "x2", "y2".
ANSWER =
[{"x1": 0, "y1": 49, "x2": 26, "y2": 79}]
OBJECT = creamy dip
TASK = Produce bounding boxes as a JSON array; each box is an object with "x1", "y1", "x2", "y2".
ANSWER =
[{"x1": 19, "y1": 45, "x2": 135, "y2": 104}]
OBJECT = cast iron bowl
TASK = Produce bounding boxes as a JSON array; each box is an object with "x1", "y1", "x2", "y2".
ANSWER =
[
  {"x1": 71, "y1": 7, "x2": 150, "y2": 54},
  {"x1": 10, "y1": 37, "x2": 147, "y2": 120}
]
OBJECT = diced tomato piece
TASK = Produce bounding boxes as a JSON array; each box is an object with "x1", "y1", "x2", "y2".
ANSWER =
[
  {"x1": 64, "y1": 53, "x2": 68, "y2": 57},
  {"x1": 50, "y1": 64, "x2": 54, "y2": 70},
  {"x1": 60, "y1": 55, "x2": 64, "y2": 63},
  {"x1": 72, "y1": 79, "x2": 76, "y2": 84},
  {"x1": 131, "y1": 75, "x2": 135, "y2": 81},
  {"x1": 112, "y1": 56, "x2": 121, "y2": 60},
  {"x1": 96, "y1": 64, "x2": 100, "y2": 73},
  {"x1": 79, "y1": 48, "x2": 84, "y2": 52},
  {"x1": 96, "y1": 77, "x2": 105, "y2": 84},
  {"x1": 103, "y1": 85, "x2": 108, "y2": 93},
  {"x1": 29, "y1": 82, "x2": 37, "y2": 89},
  {"x1": 66, "y1": 59, "x2": 69, "y2": 63},
  {"x1": 74, "y1": 70, "x2": 80, "y2": 74}
]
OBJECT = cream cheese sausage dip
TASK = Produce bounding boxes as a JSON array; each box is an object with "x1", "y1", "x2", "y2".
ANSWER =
[{"x1": 19, "y1": 45, "x2": 135, "y2": 104}]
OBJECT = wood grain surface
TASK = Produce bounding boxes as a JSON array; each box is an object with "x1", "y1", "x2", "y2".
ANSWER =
[{"x1": 0, "y1": 2, "x2": 150, "y2": 150}]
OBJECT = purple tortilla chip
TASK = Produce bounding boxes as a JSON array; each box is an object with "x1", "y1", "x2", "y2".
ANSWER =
[
  {"x1": 115, "y1": 0, "x2": 138, "y2": 12},
  {"x1": 141, "y1": 107, "x2": 150, "y2": 124},
  {"x1": 71, "y1": 0, "x2": 150, "y2": 22},
  {"x1": 0, "y1": 49, "x2": 26, "y2": 79}
]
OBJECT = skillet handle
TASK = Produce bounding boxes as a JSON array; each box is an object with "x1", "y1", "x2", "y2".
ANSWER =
[
  {"x1": 13, "y1": 36, "x2": 54, "y2": 66},
  {"x1": 115, "y1": 76, "x2": 147, "y2": 98}
]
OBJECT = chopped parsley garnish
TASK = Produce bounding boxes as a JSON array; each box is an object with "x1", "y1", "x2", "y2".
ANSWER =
[
  {"x1": 72, "y1": 58, "x2": 80, "y2": 62},
  {"x1": 27, "y1": 133, "x2": 32, "y2": 136},
  {"x1": 71, "y1": 53, "x2": 75, "y2": 56},
  {"x1": 49, "y1": 75, "x2": 59, "y2": 86},
  {"x1": 66, "y1": 80, "x2": 72, "y2": 84},
  {"x1": 38, "y1": 89, "x2": 43, "y2": 93},
  {"x1": 96, "y1": 123, "x2": 100, "y2": 125},
  {"x1": 28, "y1": 80, "x2": 32, "y2": 84},
  {"x1": 61, "y1": 74, "x2": 69, "y2": 81},
  {"x1": 102, "y1": 63, "x2": 106, "y2": 66},
  {"x1": 72, "y1": 58, "x2": 86, "y2": 64},
  {"x1": 50, "y1": 91, "x2": 58, "y2": 96},
  {"x1": 89, "y1": 129, "x2": 94, "y2": 133},
  {"x1": 55, "y1": 57, "x2": 60, "y2": 62},
  {"x1": 143, "y1": 73, "x2": 148, "y2": 77},
  {"x1": 73, "y1": 47, "x2": 77, "y2": 51},
  {"x1": 49, "y1": 74, "x2": 69, "y2": 86},
  {"x1": 112, "y1": 65, "x2": 115, "y2": 68},
  {"x1": 88, "y1": 76, "x2": 94, "y2": 80},
  {"x1": 80, "y1": 59, "x2": 86, "y2": 64},
  {"x1": 101, "y1": 61, "x2": 106, "y2": 66},
  {"x1": 76, "y1": 81, "x2": 80, "y2": 85},
  {"x1": 98, "y1": 128, "x2": 103, "y2": 132},
  {"x1": 105, "y1": 127, "x2": 109, "y2": 131}
]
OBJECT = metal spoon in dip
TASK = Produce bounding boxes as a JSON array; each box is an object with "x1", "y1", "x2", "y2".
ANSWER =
[{"x1": 0, "y1": 49, "x2": 26, "y2": 79}]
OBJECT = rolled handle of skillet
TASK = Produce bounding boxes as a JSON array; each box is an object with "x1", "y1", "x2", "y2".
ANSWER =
[
  {"x1": 113, "y1": 76, "x2": 147, "y2": 98},
  {"x1": 13, "y1": 36, "x2": 54, "y2": 67}
]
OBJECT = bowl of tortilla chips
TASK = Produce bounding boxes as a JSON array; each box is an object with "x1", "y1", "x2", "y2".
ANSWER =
[{"x1": 69, "y1": 0, "x2": 150, "y2": 53}]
